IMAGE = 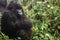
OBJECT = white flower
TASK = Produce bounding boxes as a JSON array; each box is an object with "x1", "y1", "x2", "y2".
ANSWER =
[
  {"x1": 46, "y1": 33, "x2": 49, "y2": 36},
  {"x1": 47, "y1": 5, "x2": 50, "y2": 7},
  {"x1": 37, "y1": 1, "x2": 42, "y2": 4},
  {"x1": 51, "y1": 6, "x2": 54, "y2": 9}
]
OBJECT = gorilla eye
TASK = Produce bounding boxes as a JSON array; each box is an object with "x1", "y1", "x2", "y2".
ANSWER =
[{"x1": 17, "y1": 9, "x2": 23, "y2": 15}]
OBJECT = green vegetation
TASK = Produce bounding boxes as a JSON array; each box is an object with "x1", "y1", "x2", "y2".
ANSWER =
[{"x1": 0, "y1": 0, "x2": 60, "y2": 40}]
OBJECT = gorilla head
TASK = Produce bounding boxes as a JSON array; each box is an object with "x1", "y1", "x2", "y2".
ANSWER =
[{"x1": 7, "y1": 1, "x2": 24, "y2": 15}]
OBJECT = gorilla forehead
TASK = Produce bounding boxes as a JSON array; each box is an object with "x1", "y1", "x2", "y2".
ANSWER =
[{"x1": 7, "y1": 1, "x2": 22, "y2": 10}]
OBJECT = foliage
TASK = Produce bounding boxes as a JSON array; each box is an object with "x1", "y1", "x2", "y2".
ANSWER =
[{"x1": 0, "y1": 0, "x2": 60, "y2": 40}]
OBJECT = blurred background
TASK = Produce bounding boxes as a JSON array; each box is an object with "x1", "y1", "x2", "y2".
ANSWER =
[{"x1": 0, "y1": 0, "x2": 60, "y2": 40}]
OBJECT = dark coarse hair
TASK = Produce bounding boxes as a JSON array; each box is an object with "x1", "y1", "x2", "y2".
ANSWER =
[
  {"x1": 7, "y1": 1, "x2": 22, "y2": 10},
  {"x1": 0, "y1": 0, "x2": 7, "y2": 8},
  {"x1": 1, "y1": 1, "x2": 32, "y2": 40}
]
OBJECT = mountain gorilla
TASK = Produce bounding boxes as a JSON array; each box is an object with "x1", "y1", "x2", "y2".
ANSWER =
[{"x1": 1, "y1": 1, "x2": 32, "y2": 40}]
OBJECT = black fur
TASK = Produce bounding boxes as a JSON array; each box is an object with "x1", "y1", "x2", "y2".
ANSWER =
[
  {"x1": 1, "y1": 1, "x2": 32, "y2": 40},
  {"x1": 0, "y1": 0, "x2": 7, "y2": 8}
]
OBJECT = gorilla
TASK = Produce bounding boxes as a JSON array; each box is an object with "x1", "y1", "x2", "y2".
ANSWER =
[{"x1": 1, "y1": 1, "x2": 32, "y2": 40}]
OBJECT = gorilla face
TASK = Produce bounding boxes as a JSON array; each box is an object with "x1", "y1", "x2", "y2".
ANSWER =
[{"x1": 7, "y1": 1, "x2": 24, "y2": 16}]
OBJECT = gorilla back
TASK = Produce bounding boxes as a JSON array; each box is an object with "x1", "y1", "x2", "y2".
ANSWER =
[{"x1": 1, "y1": 1, "x2": 32, "y2": 40}]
